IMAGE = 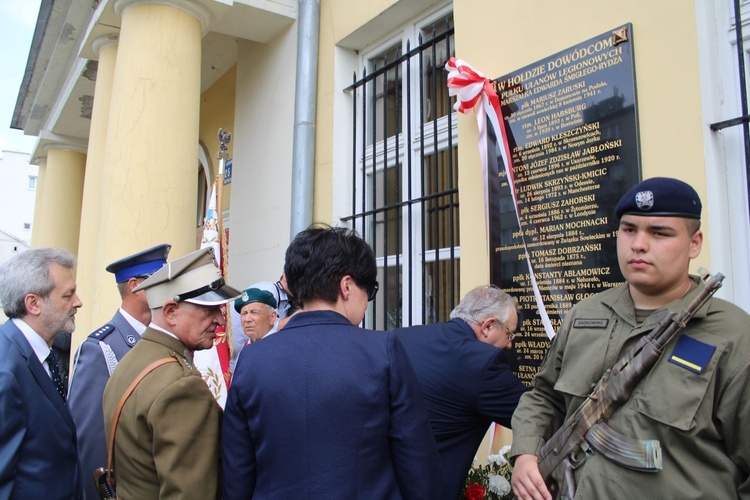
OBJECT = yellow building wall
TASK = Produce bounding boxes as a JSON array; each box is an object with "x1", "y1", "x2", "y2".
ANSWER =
[
  {"x1": 198, "y1": 65, "x2": 237, "y2": 245},
  {"x1": 315, "y1": 0, "x2": 404, "y2": 224},
  {"x1": 452, "y1": 0, "x2": 709, "y2": 290},
  {"x1": 200, "y1": 65, "x2": 237, "y2": 201},
  {"x1": 316, "y1": 0, "x2": 709, "y2": 292}
]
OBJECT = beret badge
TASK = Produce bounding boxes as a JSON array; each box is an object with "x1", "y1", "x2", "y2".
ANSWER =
[{"x1": 635, "y1": 190, "x2": 654, "y2": 211}]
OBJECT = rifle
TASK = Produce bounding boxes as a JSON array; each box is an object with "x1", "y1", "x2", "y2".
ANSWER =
[{"x1": 536, "y1": 269, "x2": 724, "y2": 498}]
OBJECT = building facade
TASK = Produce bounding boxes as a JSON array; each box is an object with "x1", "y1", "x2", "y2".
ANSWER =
[
  {"x1": 0, "y1": 150, "x2": 37, "y2": 246},
  {"x1": 12, "y1": 0, "x2": 750, "y2": 358}
]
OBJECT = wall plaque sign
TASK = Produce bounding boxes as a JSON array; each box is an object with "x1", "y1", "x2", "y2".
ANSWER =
[{"x1": 488, "y1": 24, "x2": 641, "y2": 384}]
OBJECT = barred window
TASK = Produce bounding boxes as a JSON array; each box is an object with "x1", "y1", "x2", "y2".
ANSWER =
[{"x1": 344, "y1": 10, "x2": 459, "y2": 329}]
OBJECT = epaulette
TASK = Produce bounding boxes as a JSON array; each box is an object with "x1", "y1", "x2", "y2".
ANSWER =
[
  {"x1": 168, "y1": 349, "x2": 200, "y2": 376},
  {"x1": 88, "y1": 323, "x2": 115, "y2": 341}
]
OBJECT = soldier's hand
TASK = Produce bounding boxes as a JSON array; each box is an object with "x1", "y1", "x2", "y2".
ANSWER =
[{"x1": 511, "y1": 454, "x2": 552, "y2": 500}]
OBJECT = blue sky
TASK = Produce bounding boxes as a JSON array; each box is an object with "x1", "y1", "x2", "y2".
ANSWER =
[{"x1": 0, "y1": 0, "x2": 42, "y2": 154}]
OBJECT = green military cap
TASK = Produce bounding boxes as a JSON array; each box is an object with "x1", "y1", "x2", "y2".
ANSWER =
[
  {"x1": 234, "y1": 288, "x2": 278, "y2": 314},
  {"x1": 133, "y1": 247, "x2": 242, "y2": 309}
]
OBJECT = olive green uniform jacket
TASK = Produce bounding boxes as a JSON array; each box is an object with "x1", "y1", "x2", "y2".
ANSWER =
[
  {"x1": 511, "y1": 276, "x2": 750, "y2": 499},
  {"x1": 102, "y1": 328, "x2": 222, "y2": 499}
]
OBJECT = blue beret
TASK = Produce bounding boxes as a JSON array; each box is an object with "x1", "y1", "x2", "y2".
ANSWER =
[
  {"x1": 105, "y1": 244, "x2": 172, "y2": 283},
  {"x1": 234, "y1": 288, "x2": 278, "y2": 313},
  {"x1": 615, "y1": 177, "x2": 701, "y2": 220}
]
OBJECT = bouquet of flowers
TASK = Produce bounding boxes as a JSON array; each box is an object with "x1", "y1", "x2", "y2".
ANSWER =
[{"x1": 460, "y1": 445, "x2": 514, "y2": 500}]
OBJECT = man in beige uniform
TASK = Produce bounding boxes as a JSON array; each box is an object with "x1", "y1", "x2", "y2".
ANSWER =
[
  {"x1": 510, "y1": 177, "x2": 750, "y2": 499},
  {"x1": 102, "y1": 247, "x2": 241, "y2": 499}
]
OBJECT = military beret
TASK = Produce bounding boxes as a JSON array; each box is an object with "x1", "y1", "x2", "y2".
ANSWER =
[
  {"x1": 615, "y1": 177, "x2": 701, "y2": 220},
  {"x1": 132, "y1": 247, "x2": 242, "y2": 308},
  {"x1": 234, "y1": 288, "x2": 278, "y2": 313},
  {"x1": 105, "y1": 244, "x2": 172, "y2": 283}
]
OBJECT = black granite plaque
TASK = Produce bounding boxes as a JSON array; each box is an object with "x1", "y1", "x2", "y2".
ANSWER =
[{"x1": 488, "y1": 24, "x2": 641, "y2": 385}]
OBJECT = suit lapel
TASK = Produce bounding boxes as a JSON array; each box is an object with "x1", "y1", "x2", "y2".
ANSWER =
[{"x1": 2, "y1": 321, "x2": 78, "y2": 434}]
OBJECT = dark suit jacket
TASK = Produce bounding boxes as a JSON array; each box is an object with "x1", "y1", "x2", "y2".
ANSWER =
[
  {"x1": 223, "y1": 310, "x2": 441, "y2": 499},
  {"x1": 68, "y1": 311, "x2": 140, "y2": 499},
  {"x1": 0, "y1": 320, "x2": 83, "y2": 499},
  {"x1": 394, "y1": 318, "x2": 528, "y2": 499}
]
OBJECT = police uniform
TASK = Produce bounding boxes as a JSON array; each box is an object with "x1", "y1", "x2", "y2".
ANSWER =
[
  {"x1": 101, "y1": 247, "x2": 242, "y2": 499},
  {"x1": 511, "y1": 178, "x2": 750, "y2": 497},
  {"x1": 68, "y1": 244, "x2": 170, "y2": 499}
]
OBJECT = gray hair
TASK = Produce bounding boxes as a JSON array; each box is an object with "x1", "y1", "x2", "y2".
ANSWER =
[
  {"x1": 450, "y1": 285, "x2": 517, "y2": 325},
  {"x1": 0, "y1": 248, "x2": 77, "y2": 318}
]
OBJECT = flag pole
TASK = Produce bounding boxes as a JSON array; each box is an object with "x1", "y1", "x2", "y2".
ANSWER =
[{"x1": 216, "y1": 128, "x2": 232, "y2": 357}]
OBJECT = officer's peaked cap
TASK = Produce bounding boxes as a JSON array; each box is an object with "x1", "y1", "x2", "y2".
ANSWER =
[
  {"x1": 132, "y1": 247, "x2": 242, "y2": 308},
  {"x1": 105, "y1": 244, "x2": 172, "y2": 283}
]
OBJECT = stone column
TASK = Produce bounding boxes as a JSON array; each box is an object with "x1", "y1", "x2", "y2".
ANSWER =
[
  {"x1": 31, "y1": 147, "x2": 86, "y2": 254},
  {"x1": 75, "y1": 35, "x2": 119, "y2": 340},
  {"x1": 91, "y1": 0, "x2": 208, "y2": 324}
]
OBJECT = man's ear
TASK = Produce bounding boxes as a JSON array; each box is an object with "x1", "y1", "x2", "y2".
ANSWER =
[
  {"x1": 127, "y1": 277, "x2": 141, "y2": 294},
  {"x1": 689, "y1": 229, "x2": 703, "y2": 259},
  {"x1": 479, "y1": 317, "x2": 495, "y2": 339},
  {"x1": 24, "y1": 293, "x2": 43, "y2": 316},
  {"x1": 162, "y1": 301, "x2": 179, "y2": 325}
]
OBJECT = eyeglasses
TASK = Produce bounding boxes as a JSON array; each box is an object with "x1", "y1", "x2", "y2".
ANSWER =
[
  {"x1": 367, "y1": 281, "x2": 379, "y2": 302},
  {"x1": 496, "y1": 321, "x2": 516, "y2": 341}
]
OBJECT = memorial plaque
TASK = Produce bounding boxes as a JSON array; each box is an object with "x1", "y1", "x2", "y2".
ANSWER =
[{"x1": 488, "y1": 24, "x2": 641, "y2": 385}]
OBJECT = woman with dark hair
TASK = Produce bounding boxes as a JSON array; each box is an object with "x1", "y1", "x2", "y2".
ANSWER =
[{"x1": 223, "y1": 225, "x2": 441, "y2": 499}]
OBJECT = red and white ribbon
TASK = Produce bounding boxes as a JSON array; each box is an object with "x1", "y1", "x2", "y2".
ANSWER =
[{"x1": 446, "y1": 57, "x2": 555, "y2": 339}]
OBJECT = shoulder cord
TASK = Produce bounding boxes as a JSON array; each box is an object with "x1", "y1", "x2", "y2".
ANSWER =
[{"x1": 107, "y1": 356, "x2": 178, "y2": 489}]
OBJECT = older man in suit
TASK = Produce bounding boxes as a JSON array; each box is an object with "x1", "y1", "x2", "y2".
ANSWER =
[
  {"x1": 394, "y1": 285, "x2": 529, "y2": 499},
  {"x1": 68, "y1": 244, "x2": 170, "y2": 499},
  {"x1": 102, "y1": 247, "x2": 242, "y2": 498},
  {"x1": 0, "y1": 247, "x2": 84, "y2": 499}
]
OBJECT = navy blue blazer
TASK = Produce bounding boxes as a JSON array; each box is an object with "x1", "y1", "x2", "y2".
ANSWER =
[
  {"x1": 0, "y1": 320, "x2": 83, "y2": 499},
  {"x1": 223, "y1": 310, "x2": 441, "y2": 499},
  {"x1": 394, "y1": 318, "x2": 528, "y2": 500},
  {"x1": 68, "y1": 311, "x2": 140, "y2": 500}
]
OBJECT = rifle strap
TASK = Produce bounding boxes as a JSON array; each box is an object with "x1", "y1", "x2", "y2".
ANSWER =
[
  {"x1": 107, "y1": 356, "x2": 178, "y2": 488},
  {"x1": 585, "y1": 421, "x2": 663, "y2": 472}
]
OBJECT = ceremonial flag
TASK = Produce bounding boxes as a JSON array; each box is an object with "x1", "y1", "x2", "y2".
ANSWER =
[
  {"x1": 446, "y1": 57, "x2": 555, "y2": 339},
  {"x1": 194, "y1": 182, "x2": 231, "y2": 408}
]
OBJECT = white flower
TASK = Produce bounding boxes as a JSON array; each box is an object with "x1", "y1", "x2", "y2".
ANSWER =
[
  {"x1": 487, "y1": 453, "x2": 507, "y2": 466},
  {"x1": 499, "y1": 445, "x2": 511, "y2": 457},
  {"x1": 488, "y1": 474, "x2": 512, "y2": 496}
]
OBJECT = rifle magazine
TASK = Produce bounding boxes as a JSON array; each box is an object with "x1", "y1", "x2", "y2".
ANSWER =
[{"x1": 585, "y1": 421, "x2": 662, "y2": 472}]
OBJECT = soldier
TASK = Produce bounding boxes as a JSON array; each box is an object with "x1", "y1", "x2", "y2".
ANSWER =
[
  {"x1": 511, "y1": 178, "x2": 750, "y2": 499},
  {"x1": 68, "y1": 243, "x2": 170, "y2": 499},
  {"x1": 102, "y1": 247, "x2": 241, "y2": 498}
]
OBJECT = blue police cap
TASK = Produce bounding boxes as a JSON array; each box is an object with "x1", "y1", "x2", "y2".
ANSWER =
[
  {"x1": 615, "y1": 177, "x2": 701, "y2": 220},
  {"x1": 234, "y1": 288, "x2": 278, "y2": 314},
  {"x1": 105, "y1": 244, "x2": 172, "y2": 283}
]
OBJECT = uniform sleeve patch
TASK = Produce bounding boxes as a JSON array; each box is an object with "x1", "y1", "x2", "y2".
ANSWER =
[
  {"x1": 572, "y1": 318, "x2": 609, "y2": 328},
  {"x1": 668, "y1": 335, "x2": 716, "y2": 374}
]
